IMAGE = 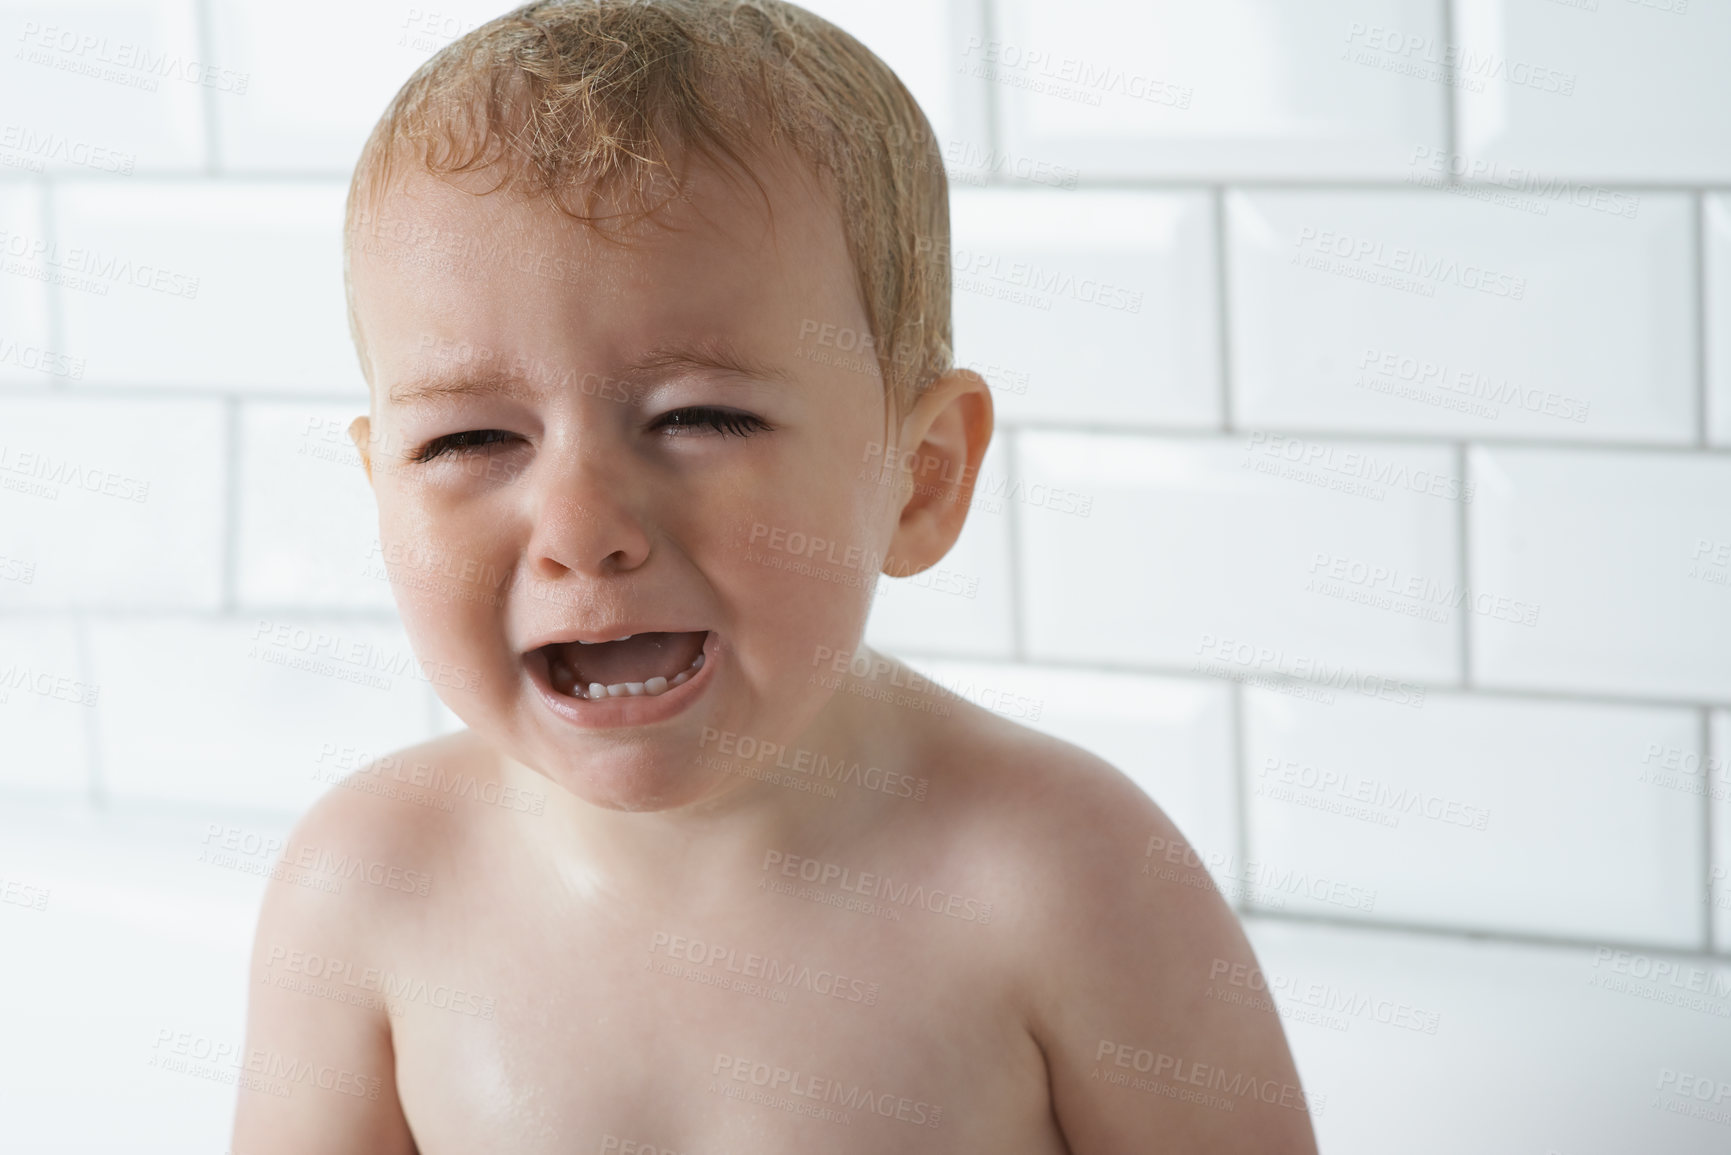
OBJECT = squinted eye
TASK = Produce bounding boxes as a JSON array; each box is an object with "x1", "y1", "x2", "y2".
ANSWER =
[
  {"x1": 651, "y1": 406, "x2": 774, "y2": 437},
  {"x1": 410, "y1": 429, "x2": 519, "y2": 463}
]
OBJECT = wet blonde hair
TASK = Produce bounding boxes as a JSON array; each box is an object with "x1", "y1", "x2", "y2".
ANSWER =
[{"x1": 344, "y1": 0, "x2": 952, "y2": 416}]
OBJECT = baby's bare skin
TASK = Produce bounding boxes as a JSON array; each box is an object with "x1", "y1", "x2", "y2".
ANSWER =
[
  {"x1": 235, "y1": 134, "x2": 1315, "y2": 1152},
  {"x1": 238, "y1": 674, "x2": 1312, "y2": 1153}
]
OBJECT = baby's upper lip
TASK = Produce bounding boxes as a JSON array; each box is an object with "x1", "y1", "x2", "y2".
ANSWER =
[{"x1": 521, "y1": 625, "x2": 710, "y2": 652}]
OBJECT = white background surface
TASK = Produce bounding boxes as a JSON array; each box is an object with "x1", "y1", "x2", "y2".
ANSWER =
[{"x1": 2, "y1": 0, "x2": 1729, "y2": 1151}]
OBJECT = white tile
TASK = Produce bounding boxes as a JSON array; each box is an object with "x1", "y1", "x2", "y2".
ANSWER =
[
  {"x1": 89, "y1": 615, "x2": 433, "y2": 811},
  {"x1": 1244, "y1": 690, "x2": 1703, "y2": 944},
  {"x1": 0, "y1": 618, "x2": 90, "y2": 797},
  {"x1": 1227, "y1": 190, "x2": 1696, "y2": 443},
  {"x1": 992, "y1": 0, "x2": 1446, "y2": 179},
  {"x1": 0, "y1": 1, "x2": 208, "y2": 174},
  {"x1": 0, "y1": 799, "x2": 275, "y2": 1154},
  {"x1": 235, "y1": 401, "x2": 396, "y2": 611},
  {"x1": 789, "y1": 0, "x2": 992, "y2": 184},
  {"x1": 0, "y1": 182, "x2": 58, "y2": 386},
  {"x1": 1707, "y1": 195, "x2": 1731, "y2": 448},
  {"x1": 1469, "y1": 446, "x2": 1731, "y2": 701},
  {"x1": 0, "y1": 397, "x2": 225, "y2": 610},
  {"x1": 864, "y1": 435, "x2": 1015, "y2": 659},
  {"x1": 1016, "y1": 431, "x2": 1461, "y2": 686},
  {"x1": 1454, "y1": 0, "x2": 1731, "y2": 182},
  {"x1": 1710, "y1": 711, "x2": 1731, "y2": 954},
  {"x1": 207, "y1": 0, "x2": 504, "y2": 171},
  {"x1": 949, "y1": 188, "x2": 1219, "y2": 427},
  {"x1": 900, "y1": 658, "x2": 1240, "y2": 879},
  {"x1": 53, "y1": 181, "x2": 365, "y2": 393},
  {"x1": 1245, "y1": 918, "x2": 1731, "y2": 1155}
]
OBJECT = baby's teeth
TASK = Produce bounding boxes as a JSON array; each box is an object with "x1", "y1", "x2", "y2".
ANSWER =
[
  {"x1": 691, "y1": 653, "x2": 704, "y2": 671},
  {"x1": 588, "y1": 682, "x2": 606, "y2": 699},
  {"x1": 669, "y1": 670, "x2": 690, "y2": 687},
  {"x1": 644, "y1": 676, "x2": 669, "y2": 695},
  {"x1": 623, "y1": 682, "x2": 645, "y2": 696}
]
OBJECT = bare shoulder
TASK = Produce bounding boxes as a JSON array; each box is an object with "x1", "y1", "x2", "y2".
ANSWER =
[
  {"x1": 232, "y1": 731, "x2": 491, "y2": 1153},
  {"x1": 934, "y1": 709, "x2": 1319, "y2": 1155}
]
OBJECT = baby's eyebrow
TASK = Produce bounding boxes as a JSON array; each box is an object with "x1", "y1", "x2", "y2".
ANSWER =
[
  {"x1": 385, "y1": 335, "x2": 794, "y2": 406},
  {"x1": 386, "y1": 368, "x2": 538, "y2": 407},
  {"x1": 619, "y1": 334, "x2": 797, "y2": 389}
]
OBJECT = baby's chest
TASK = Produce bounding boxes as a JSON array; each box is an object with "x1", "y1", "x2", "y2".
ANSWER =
[{"x1": 387, "y1": 908, "x2": 1067, "y2": 1154}]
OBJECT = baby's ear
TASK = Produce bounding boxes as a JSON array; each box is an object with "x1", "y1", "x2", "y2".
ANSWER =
[
  {"x1": 348, "y1": 415, "x2": 374, "y2": 484},
  {"x1": 882, "y1": 367, "x2": 994, "y2": 577}
]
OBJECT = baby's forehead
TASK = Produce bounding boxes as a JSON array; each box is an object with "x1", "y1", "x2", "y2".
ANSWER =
[{"x1": 353, "y1": 147, "x2": 844, "y2": 282}]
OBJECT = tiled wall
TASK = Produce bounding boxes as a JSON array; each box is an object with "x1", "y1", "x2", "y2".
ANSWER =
[{"x1": 4, "y1": 1, "x2": 1731, "y2": 1152}]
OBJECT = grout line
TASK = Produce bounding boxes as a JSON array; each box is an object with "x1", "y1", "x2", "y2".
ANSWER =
[
  {"x1": 1227, "y1": 679, "x2": 1250, "y2": 916},
  {"x1": 1702, "y1": 708, "x2": 1718, "y2": 952},
  {"x1": 11, "y1": 383, "x2": 1721, "y2": 455},
  {"x1": 1243, "y1": 906, "x2": 1731, "y2": 963},
  {"x1": 875, "y1": 645, "x2": 1731, "y2": 713},
  {"x1": 1456, "y1": 441, "x2": 1473, "y2": 686},
  {"x1": 193, "y1": 0, "x2": 222, "y2": 175},
  {"x1": 1211, "y1": 186, "x2": 1235, "y2": 431},
  {"x1": 1440, "y1": 0, "x2": 1459, "y2": 169},
  {"x1": 72, "y1": 614, "x2": 106, "y2": 811},
  {"x1": 1002, "y1": 431, "x2": 1027, "y2": 662},
  {"x1": 36, "y1": 177, "x2": 66, "y2": 375},
  {"x1": 221, "y1": 397, "x2": 242, "y2": 614},
  {"x1": 8, "y1": 169, "x2": 1723, "y2": 194},
  {"x1": 979, "y1": 0, "x2": 1002, "y2": 164},
  {"x1": 1694, "y1": 191, "x2": 1710, "y2": 448}
]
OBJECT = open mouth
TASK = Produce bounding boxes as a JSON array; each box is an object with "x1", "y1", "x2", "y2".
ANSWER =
[{"x1": 535, "y1": 631, "x2": 708, "y2": 701}]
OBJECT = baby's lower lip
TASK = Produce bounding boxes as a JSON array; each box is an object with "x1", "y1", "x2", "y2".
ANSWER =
[{"x1": 524, "y1": 631, "x2": 717, "y2": 729}]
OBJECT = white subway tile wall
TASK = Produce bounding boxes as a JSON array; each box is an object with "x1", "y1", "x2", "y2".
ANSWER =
[{"x1": 2, "y1": 1, "x2": 1728, "y2": 1151}]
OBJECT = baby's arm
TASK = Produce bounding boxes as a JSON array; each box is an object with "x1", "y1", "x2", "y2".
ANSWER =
[
  {"x1": 231, "y1": 793, "x2": 419, "y2": 1154},
  {"x1": 1019, "y1": 758, "x2": 1319, "y2": 1154}
]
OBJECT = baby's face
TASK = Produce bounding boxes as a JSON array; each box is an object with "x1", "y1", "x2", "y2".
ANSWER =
[{"x1": 347, "y1": 152, "x2": 951, "y2": 812}]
